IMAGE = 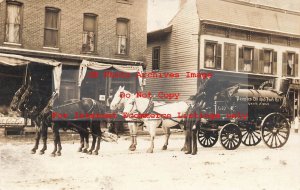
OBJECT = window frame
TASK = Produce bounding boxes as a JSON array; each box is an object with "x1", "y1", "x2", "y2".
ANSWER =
[
  {"x1": 204, "y1": 40, "x2": 221, "y2": 69},
  {"x1": 44, "y1": 7, "x2": 61, "y2": 48},
  {"x1": 82, "y1": 13, "x2": 98, "y2": 53},
  {"x1": 242, "y1": 46, "x2": 254, "y2": 73},
  {"x1": 287, "y1": 51, "x2": 296, "y2": 77},
  {"x1": 262, "y1": 48, "x2": 274, "y2": 74},
  {"x1": 4, "y1": 1, "x2": 23, "y2": 45},
  {"x1": 116, "y1": 18, "x2": 130, "y2": 55},
  {"x1": 204, "y1": 40, "x2": 217, "y2": 69},
  {"x1": 152, "y1": 46, "x2": 160, "y2": 71}
]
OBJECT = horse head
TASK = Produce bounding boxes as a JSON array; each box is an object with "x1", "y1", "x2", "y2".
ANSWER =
[{"x1": 110, "y1": 86, "x2": 131, "y2": 111}]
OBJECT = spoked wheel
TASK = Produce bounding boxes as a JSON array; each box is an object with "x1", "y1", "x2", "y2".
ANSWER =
[
  {"x1": 241, "y1": 125, "x2": 261, "y2": 146},
  {"x1": 220, "y1": 123, "x2": 242, "y2": 150},
  {"x1": 261, "y1": 113, "x2": 290, "y2": 148},
  {"x1": 197, "y1": 129, "x2": 218, "y2": 147}
]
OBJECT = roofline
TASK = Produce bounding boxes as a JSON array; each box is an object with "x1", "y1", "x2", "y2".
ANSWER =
[
  {"x1": 147, "y1": 25, "x2": 173, "y2": 36},
  {"x1": 201, "y1": 19, "x2": 300, "y2": 39},
  {"x1": 221, "y1": 0, "x2": 300, "y2": 16},
  {"x1": 0, "y1": 46, "x2": 144, "y2": 66},
  {"x1": 147, "y1": 25, "x2": 173, "y2": 41}
]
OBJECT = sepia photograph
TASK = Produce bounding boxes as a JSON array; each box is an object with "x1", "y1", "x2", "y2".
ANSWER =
[{"x1": 0, "y1": 0, "x2": 300, "y2": 189}]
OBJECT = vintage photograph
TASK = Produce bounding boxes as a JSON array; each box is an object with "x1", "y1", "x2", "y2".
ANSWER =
[{"x1": 0, "y1": 0, "x2": 300, "y2": 189}]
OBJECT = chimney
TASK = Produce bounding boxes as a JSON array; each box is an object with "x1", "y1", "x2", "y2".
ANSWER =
[{"x1": 179, "y1": 0, "x2": 188, "y2": 9}]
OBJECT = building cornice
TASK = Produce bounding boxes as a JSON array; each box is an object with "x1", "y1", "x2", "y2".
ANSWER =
[{"x1": 0, "y1": 46, "x2": 144, "y2": 66}]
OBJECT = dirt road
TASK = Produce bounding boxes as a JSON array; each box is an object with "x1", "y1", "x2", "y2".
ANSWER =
[{"x1": 1, "y1": 132, "x2": 300, "y2": 190}]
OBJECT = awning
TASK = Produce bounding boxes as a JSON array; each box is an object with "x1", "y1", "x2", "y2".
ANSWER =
[
  {"x1": 0, "y1": 53, "x2": 62, "y2": 94},
  {"x1": 78, "y1": 59, "x2": 144, "y2": 88}
]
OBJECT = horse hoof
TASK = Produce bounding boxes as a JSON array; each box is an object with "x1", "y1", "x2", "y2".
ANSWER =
[
  {"x1": 93, "y1": 151, "x2": 98, "y2": 155},
  {"x1": 77, "y1": 148, "x2": 82, "y2": 152},
  {"x1": 50, "y1": 153, "x2": 56, "y2": 157},
  {"x1": 185, "y1": 150, "x2": 192, "y2": 154},
  {"x1": 31, "y1": 150, "x2": 36, "y2": 154},
  {"x1": 39, "y1": 151, "x2": 45, "y2": 155},
  {"x1": 56, "y1": 152, "x2": 61, "y2": 156},
  {"x1": 88, "y1": 151, "x2": 92, "y2": 155},
  {"x1": 146, "y1": 149, "x2": 153, "y2": 153},
  {"x1": 191, "y1": 152, "x2": 197, "y2": 155},
  {"x1": 162, "y1": 145, "x2": 167, "y2": 150},
  {"x1": 181, "y1": 147, "x2": 188, "y2": 152},
  {"x1": 129, "y1": 145, "x2": 136, "y2": 151},
  {"x1": 82, "y1": 149, "x2": 88, "y2": 153}
]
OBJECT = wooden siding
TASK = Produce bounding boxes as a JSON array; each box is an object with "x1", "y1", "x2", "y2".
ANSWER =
[{"x1": 146, "y1": 0, "x2": 199, "y2": 102}]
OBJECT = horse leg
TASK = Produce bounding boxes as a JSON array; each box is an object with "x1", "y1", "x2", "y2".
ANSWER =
[
  {"x1": 128, "y1": 122, "x2": 137, "y2": 151},
  {"x1": 39, "y1": 124, "x2": 48, "y2": 155},
  {"x1": 31, "y1": 125, "x2": 41, "y2": 154},
  {"x1": 51, "y1": 126, "x2": 58, "y2": 157},
  {"x1": 88, "y1": 123, "x2": 96, "y2": 154},
  {"x1": 56, "y1": 129, "x2": 62, "y2": 156},
  {"x1": 146, "y1": 124, "x2": 156, "y2": 153},
  {"x1": 82, "y1": 130, "x2": 89, "y2": 153},
  {"x1": 162, "y1": 126, "x2": 170, "y2": 150},
  {"x1": 78, "y1": 131, "x2": 84, "y2": 152},
  {"x1": 93, "y1": 123, "x2": 102, "y2": 155}
]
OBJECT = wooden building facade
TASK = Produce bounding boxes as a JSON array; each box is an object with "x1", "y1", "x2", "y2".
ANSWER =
[{"x1": 147, "y1": 0, "x2": 300, "y2": 119}]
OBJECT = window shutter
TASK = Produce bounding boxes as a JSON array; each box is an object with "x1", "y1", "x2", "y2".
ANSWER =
[
  {"x1": 253, "y1": 49, "x2": 259, "y2": 73},
  {"x1": 216, "y1": 44, "x2": 222, "y2": 69},
  {"x1": 282, "y1": 52, "x2": 288, "y2": 76},
  {"x1": 273, "y1": 51, "x2": 277, "y2": 75},
  {"x1": 295, "y1": 53, "x2": 299, "y2": 77},
  {"x1": 238, "y1": 47, "x2": 244, "y2": 72},
  {"x1": 259, "y1": 49, "x2": 264, "y2": 74},
  {"x1": 224, "y1": 43, "x2": 236, "y2": 71}
]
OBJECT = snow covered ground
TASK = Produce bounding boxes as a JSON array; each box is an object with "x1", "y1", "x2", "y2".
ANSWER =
[{"x1": 0, "y1": 132, "x2": 300, "y2": 190}]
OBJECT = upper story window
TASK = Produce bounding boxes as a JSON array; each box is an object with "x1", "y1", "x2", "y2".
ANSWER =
[
  {"x1": 152, "y1": 47, "x2": 160, "y2": 71},
  {"x1": 5, "y1": 1, "x2": 22, "y2": 44},
  {"x1": 82, "y1": 13, "x2": 97, "y2": 53},
  {"x1": 224, "y1": 43, "x2": 236, "y2": 71},
  {"x1": 204, "y1": 41, "x2": 221, "y2": 69},
  {"x1": 263, "y1": 49, "x2": 273, "y2": 74},
  {"x1": 116, "y1": 18, "x2": 129, "y2": 55},
  {"x1": 239, "y1": 47, "x2": 254, "y2": 72},
  {"x1": 44, "y1": 7, "x2": 60, "y2": 48},
  {"x1": 282, "y1": 52, "x2": 298, "y2": 77}
]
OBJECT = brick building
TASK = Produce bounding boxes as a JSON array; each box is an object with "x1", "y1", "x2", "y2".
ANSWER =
[
  {"x1": 147, "y1": 0, "x2": 300, "y2": 120},
  {"x1": 0, "y1": 0, "x2": 147, "y2": 106}
]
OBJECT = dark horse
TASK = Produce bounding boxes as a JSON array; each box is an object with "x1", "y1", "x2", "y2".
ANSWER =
[{"x1": 51, "y1": 98, "x2": 106, "y2": 156}]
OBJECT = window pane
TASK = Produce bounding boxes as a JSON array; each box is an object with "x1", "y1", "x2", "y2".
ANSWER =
[
  {"x1": 84, "y1": 15, "x2": 96, "y2": 32},
  {"x1": 5, "y1": 23, "x2": 20, "y2": 43},
  {"x1": 44, "y1": 29, "x2": 58, "y2": 47},
  {"x1": 45, "y1": 10, "x2": 58, "y2": 29},
  {"x1": 6, "y1": 4, "x2": 21, "y2": 24},
  {"x1": 117, "y1": 21, "x2": 128, "y2": 36},
  {"x1": 205, "y1": 43, "x2": 215, "y2": 68},
  {"x1": 82, "y1": 31, "x2": 95, "y2": 52},
  {"x1": 287, "y1": 53, "x2": 294, "y2": 76},
  {"x1": 5, "y1": 4, "x2": 21, "y2": 43},
  {"x1": 117, "y1": 36, "x2": 127, "y2": 54}
]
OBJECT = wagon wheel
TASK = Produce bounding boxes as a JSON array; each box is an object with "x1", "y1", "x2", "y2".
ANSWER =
[
  {"x1": 261, "y1": 113, "x2": 290, "y2": 148},
  {"x1": 241, "y1": 125, "x2": 261, "y2": 146},
  {"x1": 219, "y1": 123, "x2": 242, "y2": 150},
  {"x1": 197, "y1": 129, "x2": 218, "y2": 147}
]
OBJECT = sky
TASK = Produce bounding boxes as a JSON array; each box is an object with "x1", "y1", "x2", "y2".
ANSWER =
[
  {"x1": 147, "y1": 0, "x2": 179, "y2": 32},
  {"x1": 147, "y1": 0, "x2": 300, "y2": 32}
]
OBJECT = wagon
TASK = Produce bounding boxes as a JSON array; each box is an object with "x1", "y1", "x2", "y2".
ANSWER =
[{"x1": 191, "y1": 77, "x2": 291, "y2": 150}]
